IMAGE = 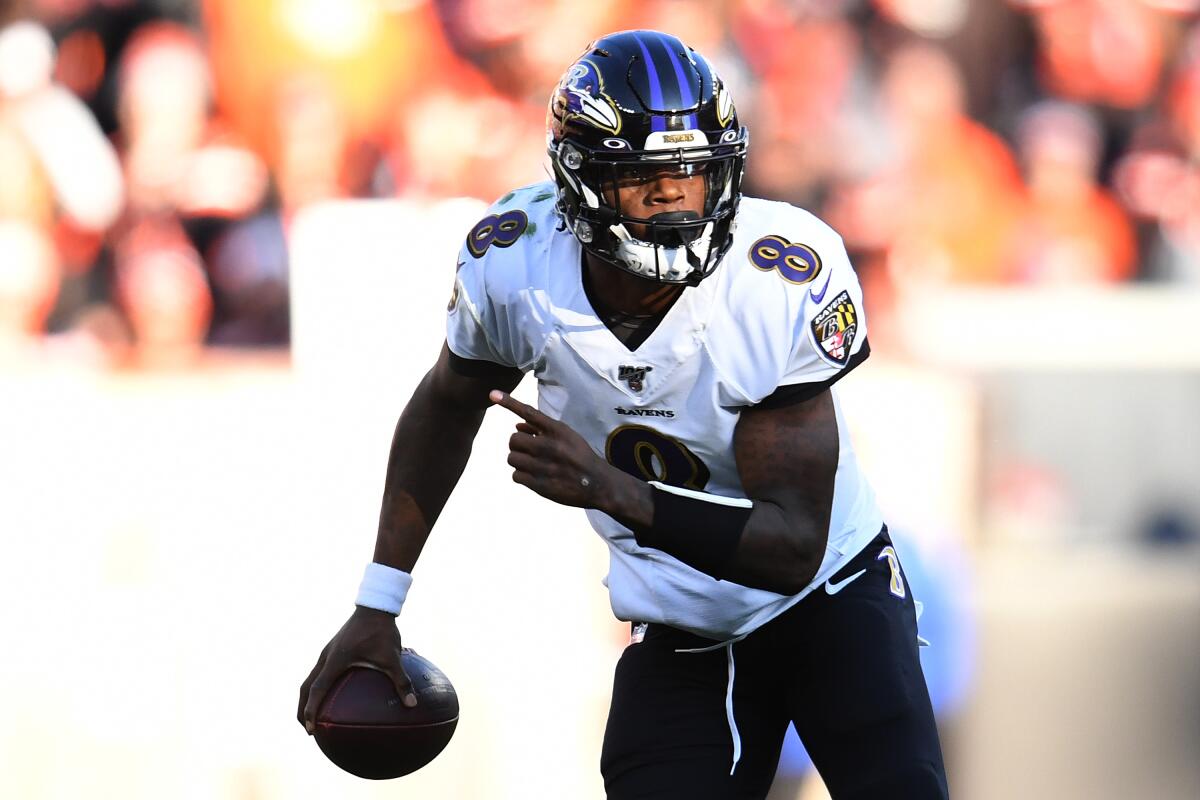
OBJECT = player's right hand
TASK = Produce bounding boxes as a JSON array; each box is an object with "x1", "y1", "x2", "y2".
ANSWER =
[{"x1": 297, "y1": 606, "x2": 417, "y2": 735}]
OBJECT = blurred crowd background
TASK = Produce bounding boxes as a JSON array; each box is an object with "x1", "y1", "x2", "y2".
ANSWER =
[
  {"x1": 2, "y1": 1, "x2": 1199, "y2": 799},
  {"x1": 2, "y1": 0, "x2": 1200, "y2": 366}
]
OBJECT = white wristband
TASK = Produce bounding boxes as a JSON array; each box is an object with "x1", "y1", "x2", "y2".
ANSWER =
[{"x1": 355, "y1": 562, "x2": 413, "y2": 615}]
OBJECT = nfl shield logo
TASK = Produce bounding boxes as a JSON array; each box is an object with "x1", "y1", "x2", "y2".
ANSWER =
[{"x1": 618, "y1": 365, "x2": 652, "y2": 392}]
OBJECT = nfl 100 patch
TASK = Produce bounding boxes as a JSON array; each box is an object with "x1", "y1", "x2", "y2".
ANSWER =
[
  {"x1": 618, "y1": 364, "x2": 653, "y2": 392},
  {"x1": 810, "y1": 290, "x2": 858, "y2": 366}
]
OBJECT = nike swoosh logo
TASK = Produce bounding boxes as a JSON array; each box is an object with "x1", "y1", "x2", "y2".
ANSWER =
[
  {"x1": 824, "y1": 568, "x2": 866, "y2": 595},
  {"x1": 810, "y1": 271, "x2": 833, "y2": 304}
]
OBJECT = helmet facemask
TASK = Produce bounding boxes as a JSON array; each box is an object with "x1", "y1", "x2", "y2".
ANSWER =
[{"x1": 551, "y1": 129, "x2": 747, "y2": 285}]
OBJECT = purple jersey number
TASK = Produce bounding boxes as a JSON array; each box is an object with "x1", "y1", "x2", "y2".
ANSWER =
[
  {"x1": 465, "y1": 210, "x2": 529, "y2": 258},
  {"x1": 748, "y1": 235, "x2": 822, "y2": 285}
]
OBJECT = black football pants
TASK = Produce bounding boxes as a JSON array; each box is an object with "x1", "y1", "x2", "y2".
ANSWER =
[{"x1": 600, "y1": 530, "x2": 949, "y2": 799}]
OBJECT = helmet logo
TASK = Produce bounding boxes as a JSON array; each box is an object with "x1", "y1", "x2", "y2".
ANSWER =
[
  {"x1": 716, "y1": 85, "x2": 735, "y2": 128},
  {"x1": 561, "y1": 59, "x2": 620, "y2": 134}
]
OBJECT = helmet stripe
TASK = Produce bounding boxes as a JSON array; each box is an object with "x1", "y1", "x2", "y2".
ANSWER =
[
  {"x1": 660, "y1": 34, "x2": 699, "y2": 129},
  {"x1": 633, "y1": 34, "x2": 667, "y2": 132}
]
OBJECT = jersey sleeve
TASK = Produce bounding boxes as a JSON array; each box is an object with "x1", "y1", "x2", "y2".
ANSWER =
[
  {"x1": 446, "y1": 252, "x2": 514, "y2": 367},
  {"x1": 444, "y1": 195, "x2": 547, "y2": 371},
  {"x1": 759, "y1": 232, "x2": 870, "y2": 406},
  {"x1": 712, "y1": 203, "x2": 871, "y2": 408}
]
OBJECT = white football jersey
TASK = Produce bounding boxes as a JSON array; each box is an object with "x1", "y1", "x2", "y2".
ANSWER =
[{"x1": 446, "y1": 181, "x2": 884, "y2": 641}]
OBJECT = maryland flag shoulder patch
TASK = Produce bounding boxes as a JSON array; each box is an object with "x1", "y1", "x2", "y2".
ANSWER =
[{"x1": 810, "y1": 290, "x2": 858, "y2": 367}]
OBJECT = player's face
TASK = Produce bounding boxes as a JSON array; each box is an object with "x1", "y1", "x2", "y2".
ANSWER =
[{"x1": 605, "y1": 163, "x2": 708, "y2": 240}]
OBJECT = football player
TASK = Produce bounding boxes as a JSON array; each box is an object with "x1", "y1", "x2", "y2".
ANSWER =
[{"x1": 299, "y1": 30, "x2": 948, "y2": 799}]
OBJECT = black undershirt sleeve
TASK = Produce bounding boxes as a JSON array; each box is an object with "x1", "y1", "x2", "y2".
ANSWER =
[
  {"x1": 756, "y1": 338, "x2": 872, "y2": 410},
  {"x1": 446, "y1": 350, "x2": 523, "y2": 379}
]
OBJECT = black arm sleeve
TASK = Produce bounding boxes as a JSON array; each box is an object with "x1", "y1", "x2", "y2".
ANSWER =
[{"x1": 632, "y1": 486, "x2": 753, "y2": 581}]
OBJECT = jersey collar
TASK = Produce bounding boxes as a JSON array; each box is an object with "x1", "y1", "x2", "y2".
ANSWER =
[{"x1": 548, "y1": 230, "x2": 720, "y2": 401}]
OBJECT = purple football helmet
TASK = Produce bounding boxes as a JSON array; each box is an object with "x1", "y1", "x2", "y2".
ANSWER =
[{"x1": 547, "y1": 30, "x2": 748, "y2": 285}]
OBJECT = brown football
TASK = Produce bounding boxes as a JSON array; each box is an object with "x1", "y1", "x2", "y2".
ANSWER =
[{"x1": 314, "y1": 651, "x2": 459, "y2": 780}]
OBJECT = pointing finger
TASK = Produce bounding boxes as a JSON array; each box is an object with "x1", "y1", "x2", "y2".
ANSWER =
[{"x1": 489, "y1": 390, "x2": 553, "y2": 429}]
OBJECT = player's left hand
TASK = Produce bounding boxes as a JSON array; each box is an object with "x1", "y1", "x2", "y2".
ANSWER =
[{"x1": 490, "y1": 389, "x2": 613, "y2": 508}]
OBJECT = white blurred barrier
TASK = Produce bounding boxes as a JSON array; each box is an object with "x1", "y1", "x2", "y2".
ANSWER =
[{"x1": 897, "y1": 285, "x2": 1200, "y2": 370}]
